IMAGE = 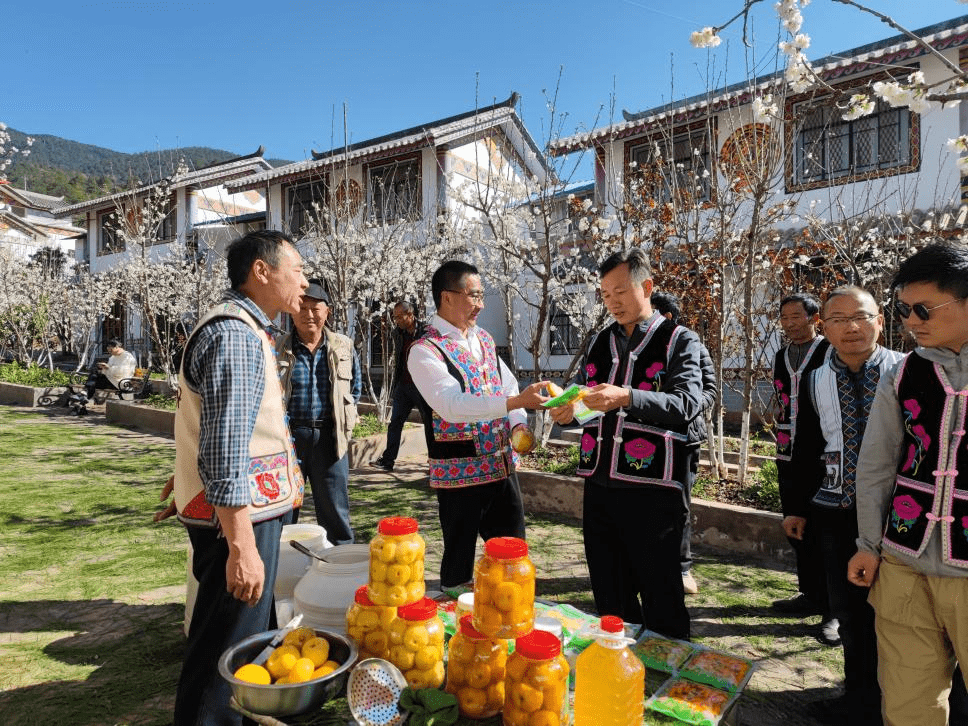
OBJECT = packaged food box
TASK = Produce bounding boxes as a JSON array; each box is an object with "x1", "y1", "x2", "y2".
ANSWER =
[{"x1": 678, "y1": 650, "x2": 754, "y2": 692}]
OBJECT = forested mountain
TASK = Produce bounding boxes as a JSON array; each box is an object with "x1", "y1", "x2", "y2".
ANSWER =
[{"x1": 2, "y1": 127, "x2": 290, "y2": 205}]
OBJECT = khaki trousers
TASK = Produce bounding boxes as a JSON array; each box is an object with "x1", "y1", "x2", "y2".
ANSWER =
[{"x1": 869, "y1": 555, "x2": 968, "y2": 726}]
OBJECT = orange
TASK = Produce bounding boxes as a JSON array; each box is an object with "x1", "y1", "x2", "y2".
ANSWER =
[
  {"x1": 288, "y1": 657, "x2": 315, "y2": 683},
  {"x1": 266, "y1": 645, "x2": 299, "y2": 680},
  {"x1": 233, "y1": 663, "x2": 271, "y2": 685},
  {"x1": 456, "y1": 686, "x2": 488, "y2": 717},
  {"x1": 301, "y1": 636, "x2": 330, "y2": 666},
  {"x1": 312, "y1": 662, "x2": 337, "y2": 679},
  {"x1": 530, "y1": 710, "x2": 561, "y2": 726}
]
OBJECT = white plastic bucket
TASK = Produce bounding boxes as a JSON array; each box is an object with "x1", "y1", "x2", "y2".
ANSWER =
[
  {"x1": 275, "y1": 523, "x2": 329, "y2": 600},
  {"x1": 294, "y1": 543, "x2": 370, "y2": 634}
]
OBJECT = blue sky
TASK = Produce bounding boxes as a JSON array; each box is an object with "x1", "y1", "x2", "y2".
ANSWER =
[{"x1": 2, "y1": 0, "x2": 966, "y2": 165}]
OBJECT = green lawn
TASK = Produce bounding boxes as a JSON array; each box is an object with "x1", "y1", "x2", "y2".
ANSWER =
[{"x1": 0, "y1": 407, "x2": 841, "y2": 726}]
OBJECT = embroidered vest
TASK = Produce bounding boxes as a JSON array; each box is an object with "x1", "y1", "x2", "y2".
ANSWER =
[
  {"x1": 174, "y1": 302, "x2": 304, "y2": 528},
  {"x1": 575, "y1": 317, "x2": 690, "y2": 490},
  {"x1": 413, "y1": 326, "x2": 518, "y2": 489},
  {"x1": 773, "y1": 337, "x2": 830, "y2": 461},
  {"x1": 881, "y1": 352, "x2": 968, "y2": 568},
  {"x1": 809, "y1": 347, "x2": 904, "y2": 510}
]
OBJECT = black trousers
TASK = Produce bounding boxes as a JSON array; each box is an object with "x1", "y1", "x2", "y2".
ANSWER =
[
  {"x1": 435, "y1": 475, "x2": 526, "y2": 588},
  {"x1": 778, "y1": 460, "x2": 828, "y2": 613},
  {"x1": 813, "y1": 505, "x2": 881, "y2": 724},
  {"x1": 583, "y1": 480, "x2": 689, "y2": 640}
]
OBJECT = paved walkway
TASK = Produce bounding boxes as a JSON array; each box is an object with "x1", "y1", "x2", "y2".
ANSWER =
[{"x1": 3, "y1": 404, "x2": 845, "y2": 725}]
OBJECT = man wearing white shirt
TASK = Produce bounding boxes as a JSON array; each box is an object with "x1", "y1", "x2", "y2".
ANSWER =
[
  {"x1": 85, "y1": 338, "x2": 137, "y2": 400},
  {"x1": 408, "y1": 260, "x2": 550, "y2": 588}
]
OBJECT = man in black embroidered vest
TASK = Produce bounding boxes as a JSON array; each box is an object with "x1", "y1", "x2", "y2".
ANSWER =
[
  {"x1": 849, "y1": 244, "x2": 968, "y2": 726},
  {"x1": 550, "y1": 248, "x2": 701, "y2": 639},
  {"x1": 789, "y1": 286, "x2": 902, "y2": 725},
  {"x1": 408, "y1": 260, "x2": 550, "y2": 588},
  {"x1": 771, "y1": 293, "x2": 834, "y2": 642}
]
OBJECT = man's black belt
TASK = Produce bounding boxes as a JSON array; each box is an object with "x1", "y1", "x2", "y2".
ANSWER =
[{"x1": 289, "y1": 418, "x2": 333, "y2": 429}]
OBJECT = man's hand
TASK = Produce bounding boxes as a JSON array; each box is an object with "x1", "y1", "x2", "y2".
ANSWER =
[
  {"x1": 582, "y1": 383, "x2": 631, "y2": 413},
  {"x1": 153, "y1": 475, "x2": 177, "y2": 522},
  {"x1": 847, "y1": 550, "x2": 880, "y2": 587},
  {"x1": 507, "y1": 380, "x2": 551, "y2": 411},
  {"x1": 782, "y1": 515, "x2": 807, "y2": 540},
  {"x1": 549, "y1": 402, "x2": 577, "y2": 425},
  {"x1": 216, "y1": 506, "x2": 265, "y2": 606}
]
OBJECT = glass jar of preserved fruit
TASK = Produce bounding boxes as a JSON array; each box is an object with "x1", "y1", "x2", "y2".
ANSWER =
[
  {"x1": 473, "y1": 537, "x2": 535, "y2": 639},
  {"x1": 345, "y1": 585, "x2": 396, "y2": 661},
  {"x1": 367, "y1": 516, "x2": 426, "y2": 607},
  {"x1": 387, "y1": 596, "x2": 445, "y2": 689},
  {"x1": 445, "y1": 613, "x2": 508, "y2": 719},
  {"x1": 503, "y1": 628, "x2": 569, "y2": 726}
]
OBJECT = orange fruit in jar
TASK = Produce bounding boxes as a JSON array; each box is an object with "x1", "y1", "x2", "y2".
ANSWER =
[
  {"x1": 406, "y1": 581, "x2": 425, "y2": 602},
  {"x1": 506, "y1": 654, "x2": 529, "y2": 682},
  {"x1": 503, "y1": 705, "x2": 529, "y2": 726},
  {"x1": 414, "y1": 645, "x2": 438, "y2": 671},
  {"x1": 486, "y1": 680, "x2": 506, "y2": 709},
  {"x1": 395, "y1": 538, "x2": 421, "y2": 564},
  {"x1": 527, "y1": 661, "x2": 556, "y2": 687},
  {"x1": 388, "y1": 617, "x2": 408, "y2": 645},
  {"x1": 509, "y1": 681, "x2": 544, "y2": 713},
  {"x1": 456, "y1": 687, "x2": 488, "y2": 717},
  {"x1": 447, "y1": 658, "x2": 467, "y2": 686},
  {"x1": 234, "y1": 663, "x2": 271, "y2": 684},
  {"x1": 363, "y1": 630, "x2": 389, "y2": 656},
  {"x1": 386, "y1": 563, "x2": 411, "y2": 586},
  {"x1": 493, "y1": 581, "x2": 522, "y2": 612},
  {"x1": 385, "y1": 585, "x2": 409, "y2": 607},
  {"x1": 540, "y1": 681, "x2": 565, "y2": 712},
  {"x1": 390, "y1": 644, "x2": 416, "y2": 670},
  {"x1": 355, "y1": 608, "x2": 379, "y2": 629},
  {"x1": 403, "y1": 624, "x2": 430, "y2": 651},
  {"x1": 475, "y1": 604, "x2": 503, "y2": 635},
  {"x1": 428, "y1": 623, "x2": 445, "y2": 645},
  {"x1": 449, "y1": 636, "x2": 476, "y2": 663},
  {"x1": 530, "y1": 710, "x2": 561, "y2": 726},
  {"x1": 466, "y1": 661, "x2": 492, "y2": 689},
  {"x1": 370, "y1": 559, "x2": 388, "y2": 582},
  {"x1": 368, "y1": 581, "x2": 388, "y2": 605}
]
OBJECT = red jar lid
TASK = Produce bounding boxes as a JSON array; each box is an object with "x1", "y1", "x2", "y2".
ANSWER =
[
  {"x1": 378, "y1": 516, "x2": 419, "y2": 536},
  {"x1": 459, "y1": 613, "x2": 487, "y2": 639},
  {"x1": 515, "y1": 628, "x2": 561, "y2": 659},
  {"x1": 398, "y1": 597, "x2": 437, "y2": 621},
  {"x1": 601, "y1": 615, "x2": 623, "y2": 633},
  {"x1": 355, "y1": 586, "x2": 375, "y2": 606},
  {"x1": 483, "y1": 536, "x2": 528, "y2": 559}
]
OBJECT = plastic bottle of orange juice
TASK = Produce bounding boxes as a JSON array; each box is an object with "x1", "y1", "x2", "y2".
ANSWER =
[{"x1": 573, "y1": 615, "x2": 644, "y2": 726}]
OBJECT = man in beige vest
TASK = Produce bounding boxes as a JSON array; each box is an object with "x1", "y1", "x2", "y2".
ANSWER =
[
  {"x1": 173, "y1": 230, "x2": 307, "y2": 726},
  {"x1": 276, "y1": 280, "x2": 361, "y2": 544}
]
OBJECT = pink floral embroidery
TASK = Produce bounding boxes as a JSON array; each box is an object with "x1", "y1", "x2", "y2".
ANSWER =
[
  {"x1": 776, "y1": 431, "x2": 791, "y2": 447},
  {"x1": 912, "y1": 424, "x2": 932, "y2": 452},
  {"x1": 637, "y1": 381, "x2": 652, "y2": 391},
  {"x1": 961, "y1": 515, "x2": 968, "y2": 529},
  {"x1": 433, "y1": 467, "x2": 446, "y2": 478},
  {"x1": 645, "y1": 362, "x2": 664, "y2": 378},
  {"x1": 586, "y1": 363, "x2": 597, "y2": 377},
  {"x1": 893, "y1": 495, "x2": 921, "y2": 520},
  {"x1": 465, "y1": 464, "x2": 477, "y2": 475},
  {"x1": 483, "y1": 441, "x2": 494, "y2": 452},
  {"x1": 902, "y1": 444, "x2": 917, "y2": 472},
  {"x1": 481, "y1": 423, "x2": 490, "y2": 434},
  {"x1": 774, "y1": 379, "x2": 784, "y2": 391},
  {"x1": 480, "y1": 462, "x2": 491, "y2": 473},
  {"x1": 780, "y1": 393, "x2": 790, "y2": 406},
  {"x1": 903, "y1": 399, "x2": 921, "y2": 418},
  {"x1": 580, "y1": 432, "x2": 596, "y2": 463},
  {"x1": 587, "y1": 380, "x2": 597, "y2": 387},
  {"x1": 624, "y1": 437, "x2": 657, "y2": 470}
]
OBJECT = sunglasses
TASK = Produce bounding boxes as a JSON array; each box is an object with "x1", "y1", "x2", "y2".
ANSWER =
[{"x1": 893, "y1": 297, "x2": 965, "y2": 321}]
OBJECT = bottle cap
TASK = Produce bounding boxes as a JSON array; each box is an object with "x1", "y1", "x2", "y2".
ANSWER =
[
  {"x1": 398, "y1": 597, "x2": 437, "y2": 621},
  {"x1": 483, "y1": 536, "x2": 528, "y2": 559},
  {"x1": 515, "y1": 628, "x2": 561, "y2": 659},
  {"x1": 459, "y1": 613, "x2": 488, "y2": 639},
  {"x1": 601, "y1": 615, "x2": 623, "y2": 633},
  {"x1": 378, "y1": 516, "x2": 419, "y2": 536},
  {"x1": 354, "y1": 586, "x2": 375, "y2": 606},
  {"x1": 534, "y1": 616, "x2": 564, "y2": 639}
]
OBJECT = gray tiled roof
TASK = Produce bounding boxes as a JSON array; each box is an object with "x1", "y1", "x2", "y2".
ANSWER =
[
  {"x1": 52, "y1": 152, "x2": 271, "y2": 218},
  {"x1": 550, "y1": 14, "x2": 968, "y2": 154}
]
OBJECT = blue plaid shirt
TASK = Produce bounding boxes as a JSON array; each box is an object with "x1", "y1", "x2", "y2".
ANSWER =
[
  {"x1": 287, "y1": 333, "x2": 363, "y2": 420},
  {"x1": 182, "y1": 289, "x2": 281, "y2": 508}
]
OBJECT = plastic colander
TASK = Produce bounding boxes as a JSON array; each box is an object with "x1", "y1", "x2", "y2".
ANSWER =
[{"x1": 346, "y1": 658, "x2": 409, "y2": 726}]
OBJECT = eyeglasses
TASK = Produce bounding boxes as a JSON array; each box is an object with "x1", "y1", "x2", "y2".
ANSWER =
[
  {"x1": 822, "y1": 312, "x2": 878, "y2": 327},
  {"x1": 893, "y1": 297, "x2": 965, "y2": 321},
  {"x1": 445, "y1": 289, "x2": 486, "y2": 304}
]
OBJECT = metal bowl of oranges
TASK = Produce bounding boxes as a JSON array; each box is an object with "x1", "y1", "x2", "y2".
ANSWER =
[{"x1": 218, "y1": 626, "x2": 358, "y2": 717}]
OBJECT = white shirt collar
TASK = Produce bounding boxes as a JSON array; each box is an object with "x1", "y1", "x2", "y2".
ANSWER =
[{"x1": 431, "y1": 313, "x2": 478, "y2": 342}]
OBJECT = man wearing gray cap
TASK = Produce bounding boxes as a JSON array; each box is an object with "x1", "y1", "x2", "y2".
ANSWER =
[{"x1": 277, "y1": 279, "x2": 362, "y2": 544}]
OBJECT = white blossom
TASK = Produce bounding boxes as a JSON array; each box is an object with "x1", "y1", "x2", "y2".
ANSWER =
[
  {"x1": 841, "y1": 93, "x2": 875, "y2": 121},
  {"x1": 752, "y1": 94, "x2": 778, "y2": 122},
  {"x1": 690, "y1": 27, "x2": 722, "y2": 48}
]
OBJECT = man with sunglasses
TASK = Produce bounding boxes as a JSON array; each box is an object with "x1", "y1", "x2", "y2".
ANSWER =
[
  {"x1": 848, "y1": 244, "x2": 968, "y2": 725},
  {"x1": 408, "y1": 259, "x2": 551, "y2": 588},
  {"x1": 789, "y1": 286, "x2": 902, "y2": 724}
]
